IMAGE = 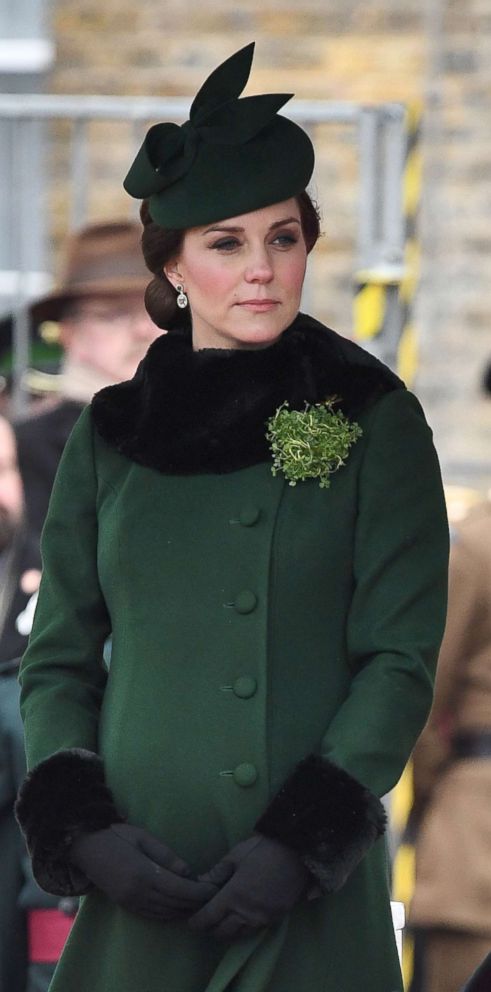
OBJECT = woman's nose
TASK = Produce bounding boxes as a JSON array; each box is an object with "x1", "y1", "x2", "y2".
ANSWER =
[{"x1": 244, "y1": 250, "x2": 274, "y2": 283}]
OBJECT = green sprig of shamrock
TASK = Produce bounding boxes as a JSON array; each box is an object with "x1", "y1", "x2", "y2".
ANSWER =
[{"x1": 266, "y1": 399, "x2": 363, "y2": 489}]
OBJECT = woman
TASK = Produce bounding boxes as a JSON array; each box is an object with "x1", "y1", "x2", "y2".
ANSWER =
[{"x1": 16, "y1": 43, "x2": 449, "y2": 992}]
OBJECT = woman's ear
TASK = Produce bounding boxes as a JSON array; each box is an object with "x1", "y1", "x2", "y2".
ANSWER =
[{"x1": 163, "y1": 263, "x2": 183, "y2": 291}]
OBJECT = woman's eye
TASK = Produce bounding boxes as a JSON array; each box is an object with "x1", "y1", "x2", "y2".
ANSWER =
[
  {"x1": 210, "y1": 238, "x2": 240, "y2": 251},
  {"x1": 272, "y1": 234, "x2": 298, "y2": 247}
]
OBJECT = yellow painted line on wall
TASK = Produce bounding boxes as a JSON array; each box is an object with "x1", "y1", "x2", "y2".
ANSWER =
[
  {"x1": 397, "y1": 323, "x2": 419, "y2": 386},
  {"x1": 402, "y1": 933, "x2": 414, "y2": 991},
  {"x1": 403, "y1": 145, "x2": 423, "y2": 219},
  {"x1": 393, "y1": 842, "x2": 416, "y2": 908},
  {"x1": 400, "y1": 240, "x2": 420, "y2": 305},
  {"x1": 391, "y1": 762, "x2": 413, "y2": 832},
  {"x1": 392, "y1": 758, "x2": 417, "y2": 988},
  {"x1": 353, "y1": 283, "x2": 387, "y2": 340},
  {"x1": 393, "y1": 839, "x2": 416, "y2": 989}
]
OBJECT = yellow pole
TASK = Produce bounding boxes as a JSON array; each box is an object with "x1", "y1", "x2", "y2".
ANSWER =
[{"x1": 397, "y1": 102, "x2": 423, "y2": 386}]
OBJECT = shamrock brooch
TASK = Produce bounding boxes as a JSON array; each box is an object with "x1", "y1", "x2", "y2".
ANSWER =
[{"x1": 266, "y1": 399, "x2": 363, "y2": 489}]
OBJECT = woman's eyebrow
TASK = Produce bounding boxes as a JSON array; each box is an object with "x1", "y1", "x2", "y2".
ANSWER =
[
  {"x1": 202, "y1": 225, "x2": 243, "y2": 235},
  {"x1": 269, "y1": 217, "x2": 301, "y2": 230},
  {"x1": 202, "y1": 217, "x2": 301, "y2": 236}
]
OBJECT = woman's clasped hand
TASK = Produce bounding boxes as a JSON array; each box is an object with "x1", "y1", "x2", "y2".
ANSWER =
[
  {"x1": 70, "y1": 827, "x2": 310, "y2": 937},
  {"x1": 189, "y1": 834, "x2": 312, "y2": 939},
  {"x1": 69, "y1": 823, "x2": 218, "y2": 920}
]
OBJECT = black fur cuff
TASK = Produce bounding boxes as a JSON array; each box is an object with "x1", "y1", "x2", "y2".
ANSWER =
[
  {"x1": 255, "y1": 754, "x2": 387, "y2": 892},
  {"x1": 15, "y1": 748, "x2": 124, "y2": 896}
]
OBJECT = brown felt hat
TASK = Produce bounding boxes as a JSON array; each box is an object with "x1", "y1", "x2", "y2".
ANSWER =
[{"x1": 30, "y1": 221, "x2": 149, "y2": 324}]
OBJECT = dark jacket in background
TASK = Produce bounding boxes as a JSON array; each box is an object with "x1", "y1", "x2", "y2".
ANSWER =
[
  {"x1": 0, "y1": 526, "x2": 41, "y2": 992},
  {"x1": 0, "y1": 531, "x2": 45, "y2": 992},
  {"x1": 14, "y1": 400, "x2": 83, "y2": 540},
  {"x1": 0, "y1": 671, "x2": 27, "y2": 992},
  {"x1": 0, "y1": 670, "x2": 71, "y2": 992},
  {"x1": 0, "y1": 529, "x2": 41, "y2": 665}
]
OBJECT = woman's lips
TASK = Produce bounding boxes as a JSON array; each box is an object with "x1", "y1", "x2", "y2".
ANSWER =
[{"x1": 237, "y1": 300, "x2": 280, "y2": 311}]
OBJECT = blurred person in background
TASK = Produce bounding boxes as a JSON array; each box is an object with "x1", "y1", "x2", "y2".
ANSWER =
[
  {"x1": 409, "y1": 481, "x2": 491, "y2": 991},
  {"x1": 0, "y1": 413, "x2": 29, "y2": 992},
  {"x1": 0, "y1": 414, "x2": 38, "y2": 663},
  {"x1": 0, "y1": 413, "x2": 74, "y2": 992},
  {"x1": 13, "y1": 220, "x2": 164, "y2": 541}
]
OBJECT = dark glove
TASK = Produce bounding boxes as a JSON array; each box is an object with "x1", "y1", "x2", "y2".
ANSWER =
[
  {"x1": 188, "y1": 833, "x2": 311, "y2": 939},
  {"x1": 69, "y1": 823, "x2": 218, "y2": 920}
]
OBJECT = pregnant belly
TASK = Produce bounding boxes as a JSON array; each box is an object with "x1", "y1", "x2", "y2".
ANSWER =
[{"x1": 96, "y1": 672, "x2": 267, "y2": 872}]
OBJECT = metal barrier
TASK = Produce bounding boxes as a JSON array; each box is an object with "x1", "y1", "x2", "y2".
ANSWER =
[{"x1": 0, "y1": 93, "x2": 413, "y2": 410}]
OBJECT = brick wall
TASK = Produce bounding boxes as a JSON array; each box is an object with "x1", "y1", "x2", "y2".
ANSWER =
[{"x1": 47, "y1": 0, "x2": 491, "y2": 487}]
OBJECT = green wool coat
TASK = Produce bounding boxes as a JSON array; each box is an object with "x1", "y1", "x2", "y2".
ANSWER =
[{"x1": 18, "y1": 321, "x2": 448, "y2": 992}]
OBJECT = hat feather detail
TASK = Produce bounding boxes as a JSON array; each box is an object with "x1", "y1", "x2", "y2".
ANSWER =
[
  {"x1": 190, "y1": 41, "x2": 255, "y2": 123},
  {"x1": 197, "y1": 94, "x2": 294, "y2": 145}
]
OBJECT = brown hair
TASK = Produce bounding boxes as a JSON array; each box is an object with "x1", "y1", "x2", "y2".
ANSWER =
[
  {"x1": 296, "y1": 190, "x2": 321, "y2": 254},
  {"x1": 140, "y1": 192, "x2": 321, "y2": 329},
  {"x1": 139, "y1": 201, "x2": 186, "y2": 329}
]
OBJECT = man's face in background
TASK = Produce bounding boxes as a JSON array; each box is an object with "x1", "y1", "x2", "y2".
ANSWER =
[{"x1": 59, "y1": 292, "x2": 163, "y2": 383}]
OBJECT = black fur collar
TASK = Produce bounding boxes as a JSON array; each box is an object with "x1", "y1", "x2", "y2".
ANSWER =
[{"x1": 91, "y1": 312, "x2": 404, "y2": 475}]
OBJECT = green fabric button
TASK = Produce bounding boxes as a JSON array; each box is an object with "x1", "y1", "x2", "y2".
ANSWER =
[
  {"x1": 234, "y1": 590, "x2": 258, "y2": 614},
  {"x1": 233, "y1": 763, "x2": 258, "y2": 787},
  {"x1": 239, "y1": 505, "x2": 260, "y2": 527},
  {"x1": 233, "y1": 676, "x2": 258, "y2": 699}
]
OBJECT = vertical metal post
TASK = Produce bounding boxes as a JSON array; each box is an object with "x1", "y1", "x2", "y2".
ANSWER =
[
  {"x1": 70, "y1": 118, "x2": 89, "y2": 228},
  {"x1": 379, "y1": 106, "x2": 407, "y2": 371},
  {"x1": 396, "y1": 103, "x2": 423, "y2": 385},
  {"x1": 11, "y1": 116, "x2": 33, "y2": 416},
  {"x1": 383, "y1": 107, "x2": 406, "y2": 265},
  {"x1": 353, "y1": 105, "x2": 406, "y2": 374},
  {"x1": 357, "y1": 106, "x2": 382, "y2": 269},
  {"x1": 128, "y1": 119, "x2": 145, "y2": 219}
]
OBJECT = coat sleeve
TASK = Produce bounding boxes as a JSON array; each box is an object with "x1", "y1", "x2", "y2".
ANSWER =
[
  {"x1": 256, "y1": 389, "x2": 449, "y2": 891},
  {"x1": 15, "y1": 407, "x2": 124, "y2": 896}
]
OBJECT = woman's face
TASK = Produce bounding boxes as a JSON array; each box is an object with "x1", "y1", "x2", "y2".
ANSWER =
[{"x1": 165, "y1": 198, "x2": 308, "y2": 350}]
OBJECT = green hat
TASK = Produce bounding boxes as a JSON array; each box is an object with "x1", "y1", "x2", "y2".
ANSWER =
[{"x1": 124, "y1": 42, "x2": 314, "y2": 229}]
